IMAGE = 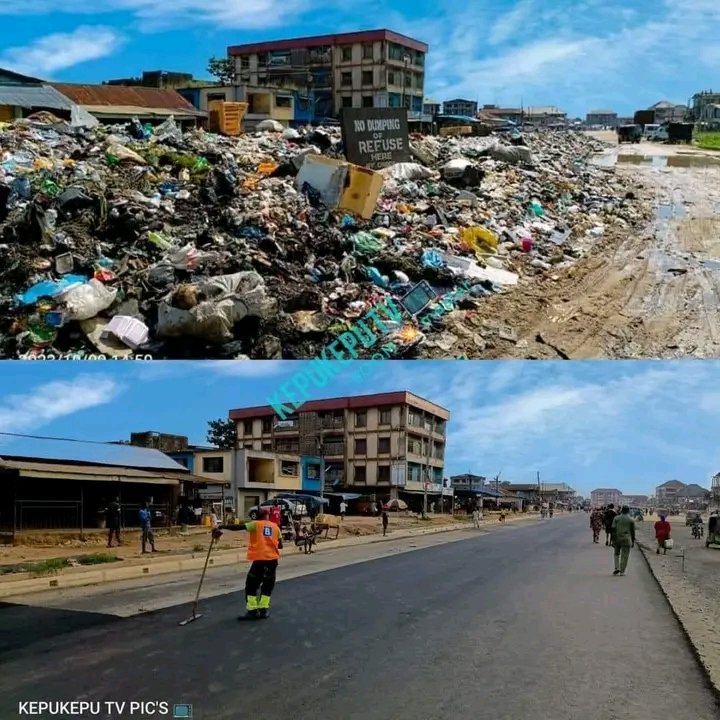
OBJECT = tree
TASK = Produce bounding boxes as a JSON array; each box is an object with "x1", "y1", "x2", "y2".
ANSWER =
[
  {"x1": 207, "y1": 57, "x2": 235, "y2": 85},
  {"x1": 207, "y1": 419, "x2": 237, "y2": 449}
]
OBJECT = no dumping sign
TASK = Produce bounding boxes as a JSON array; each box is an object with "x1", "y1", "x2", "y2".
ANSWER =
[{"x1": 341, "y1": 108, "x2": 410, "y2": 169}]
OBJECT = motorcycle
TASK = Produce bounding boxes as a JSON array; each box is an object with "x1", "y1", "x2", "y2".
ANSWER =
[{"x1": 692, "y1": 523, "x2": 704, "y2": 539}]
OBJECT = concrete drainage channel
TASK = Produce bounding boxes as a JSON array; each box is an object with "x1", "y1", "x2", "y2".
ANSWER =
[{"x1": 636, "y1": 540, "x2": 720, "y2": 705}]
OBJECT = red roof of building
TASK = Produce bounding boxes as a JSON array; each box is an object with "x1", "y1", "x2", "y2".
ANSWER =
[
  {"x1": 228, "y1": 29, "x2": 428, "y2": 56},
  {"x1": 229, "y1": 391, "x2": 448, "y2": 420},
  {"x1": 51, "y1": 83, "x2": 196, "y2": 111}
]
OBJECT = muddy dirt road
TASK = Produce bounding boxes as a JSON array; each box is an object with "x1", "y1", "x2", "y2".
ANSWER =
[{"x1": 456, "y1": 135, "x2": 720, "y2": 359}]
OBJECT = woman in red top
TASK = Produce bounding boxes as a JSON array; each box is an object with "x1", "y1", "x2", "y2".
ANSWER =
[{"x1": 654, "y1": 515, "x2": 671, "y2": 555}]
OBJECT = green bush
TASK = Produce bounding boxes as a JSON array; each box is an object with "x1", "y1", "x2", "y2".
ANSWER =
[
  {"x1": 76, "y1": 553, "x2": 118, "y2": 566},
  {"x1": 696, "y1": 132, "x2": 720, "y2": 150}
]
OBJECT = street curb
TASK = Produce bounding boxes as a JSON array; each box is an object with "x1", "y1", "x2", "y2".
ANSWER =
[
  {"x1": 636, "y1": 540, "x2": 720, "y2": 705},
  {"x1": 0, "y1": 523, "x2": 466, "y2": 599},
  {"x1": 0, "y1": 514, "x2": 541, "y2": 599}
]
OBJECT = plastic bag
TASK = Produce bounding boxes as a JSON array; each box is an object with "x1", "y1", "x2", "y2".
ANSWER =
[
  {"x1": 352, "y1": 231, "x2": 384, "y2": 256},
  {"x1": 381, "y1": 163, "x2": 435, "y2": 181},
  {"x1": 461, "y1": 225, "x2": 499, "y2": 254},
  {"x1": 60, "y1": 279, "x2": 118, "y2": 321},
  {"x1": 664, "y1": 538, "x2": 674, "y2": 550}
]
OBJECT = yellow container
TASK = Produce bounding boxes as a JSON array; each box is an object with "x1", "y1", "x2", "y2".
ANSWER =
[{"x1": 208, "y1": 101, "x2": 248, "y2": 136}]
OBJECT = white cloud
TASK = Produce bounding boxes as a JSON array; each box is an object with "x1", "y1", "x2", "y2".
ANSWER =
[
  {"x1": 0, "y1": 376, "x2": 122, "y2": 435},
  {"x1": 0, "y1": 27, "x2": 123, "y2": 76},
  {"x1": 489, "y1": 0, "x2": 536, "y2": 45},
  {"x1": 0, "y1": 0, "x2": 316, "y2": 30},
  {"x1": 205, "y1": 361, "x2": 290, "y2": 378}
]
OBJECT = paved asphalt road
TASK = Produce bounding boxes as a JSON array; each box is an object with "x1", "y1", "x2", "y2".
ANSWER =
[{"x1": 1, "y1": 516, "x2": 718, "y2": 720}]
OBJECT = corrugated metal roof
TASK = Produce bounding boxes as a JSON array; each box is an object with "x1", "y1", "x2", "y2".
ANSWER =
[
  {"x1": 0, "y1": 84, "x2": 73, "y2": 111},
  {"x1": 0, "y1": 459, "x2": 188, "y2": 485},
  {"x1": 0, "y1": 437, "x2": 188, "y2": 472},
  {"x1": 82, "y1": 104, "x2": 206, "y2": 118},
  {"x1": 51, "y1": 84, "x2": 197, "y2": 111}
]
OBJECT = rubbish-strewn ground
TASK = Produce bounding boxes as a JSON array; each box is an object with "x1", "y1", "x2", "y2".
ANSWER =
[
  {"x1": 466, "y1": 133, "x2": 720, "y2": 358},
  {"x1": 1, "y1": 115, "x2": 648, "y2": 359},
  {"x1": 636, "y1": 513, "x2": 720, "y2": 693}
]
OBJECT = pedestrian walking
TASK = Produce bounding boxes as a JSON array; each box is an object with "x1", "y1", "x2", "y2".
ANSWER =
[
  {"x1": 381, "y1": 509, "x2": 389, "y2": 536},
  {"x1": 371, "y1": 501, "x2": 378, "y2": 517},
  {"x1": 139, "y1": 502, "x2": 157, "y2": 554},
  {"x1": 472, "y1": 508, "x2": 481, "y2": 528},
  {"x1": 105, "y1": 497, "x2": 121, "y2": 547},
  {"x1": 216, "y1": 507, "x2": 282, "y2": 619},
  {"x1": 339, "y1": 500, "x2": 347, "y2": 520},
  {"x1": 604, "y1": 504, "x2": 617, "y2": 546},
  {"x1": 590, "y1": 508, "x2": 604, "y2": 543},
  {"x1": 611, "y1": 506, "x2": 636, "y2": 576},
  {"x1": 654, "y1": 514, "x2": 671, "y2": 554},
  {"x1": 268, "y1": 500, "x2": 282, "y2": 528}
]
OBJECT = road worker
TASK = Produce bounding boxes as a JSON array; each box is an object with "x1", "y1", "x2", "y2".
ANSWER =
[{"x1": 214, "y1": 507, "x2": 282, "y2": 619}]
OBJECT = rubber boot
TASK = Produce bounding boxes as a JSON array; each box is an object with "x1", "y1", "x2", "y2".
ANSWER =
[{"x1": 258, "y1": 595, "x2": 271, "y2": 619}]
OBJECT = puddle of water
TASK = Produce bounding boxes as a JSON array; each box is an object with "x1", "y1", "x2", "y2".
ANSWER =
[
  {"x1": 702, "y1": 259, "x2": 720, "y2": 270},
  {"x1": 591, "y1": 153, "x2": 720, "y2": 168}
]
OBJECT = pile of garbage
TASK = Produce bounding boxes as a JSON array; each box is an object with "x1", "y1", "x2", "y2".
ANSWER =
[{"x1": 0, "y1": 113, "x2": 647, "y2": 359}]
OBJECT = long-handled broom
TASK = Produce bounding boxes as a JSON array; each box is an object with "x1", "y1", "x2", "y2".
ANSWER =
[{"x1": 178, "y1": 533, "x2": 218, "y2": 626}]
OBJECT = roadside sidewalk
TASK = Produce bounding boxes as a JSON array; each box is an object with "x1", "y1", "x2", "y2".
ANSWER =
[
  {"x1": 635, "y1": 515, "x2": 720, "y2": 696},
  {"x1": 0, "y1": 512, "x2": 541, "y2": 599}
]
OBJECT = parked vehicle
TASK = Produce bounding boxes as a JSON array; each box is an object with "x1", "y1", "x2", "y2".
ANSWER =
[
  {"x1": 248, "y1": 498, "x2": 307, "y2": 520},
  {"x1": 668, "y1": 122, "x2": 694, "y2": 144},
  {"x1": 647, "y1": 125, "x2": 669, "y2": 142},
  {"x1": 643, "y1": 123, "x2": 661, "y2": 138},
  {"x1": 617, "y1": 124, "x2": 642, "y2": 143},
  {"x1": 274, "y1": 493, "x2": 328, "y2": 513},
  {"x1": 707, "y1": 512, "x2": 720, "y2": 548}
]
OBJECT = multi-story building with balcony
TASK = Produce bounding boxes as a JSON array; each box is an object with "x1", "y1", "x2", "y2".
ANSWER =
[
  {"x1": 227, "y1": 29, "x2": 428, "y2": 121},
  {"x1": 590, "y1": 488, "x2": 622, "y2": 507},
  {"x1": 229, "y1": 391, "x2": 448, "y2": 499},
  {"x1": 442, "y1": 98, "x2": 478, "y2": 117},
  {"x1": 585, "y1": 109, "x2": 618, "y2": 128}
]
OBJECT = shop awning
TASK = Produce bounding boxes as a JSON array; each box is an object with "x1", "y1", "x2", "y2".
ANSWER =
[
  {"x1": 326, "y1": 493, "x2": 362, "y2": 500},
  {"x1": 0, "y1": 459, "x2": 205, "y2": 486}
]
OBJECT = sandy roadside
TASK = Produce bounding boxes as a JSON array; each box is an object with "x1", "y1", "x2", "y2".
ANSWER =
[
  {"x1": 1, "y1": 510, "x2": 541, "y2": 578},
  {"x1": 635, "y1": 514, "x2": 720, "y2": 694}
]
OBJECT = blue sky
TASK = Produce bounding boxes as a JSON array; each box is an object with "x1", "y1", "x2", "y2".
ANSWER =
[
  {"x1": 1, "y1": 360, "x2": 718, "y2": 497},
  {"x1": 0, "y1": 0, "x2": 717, "y2": 115}
]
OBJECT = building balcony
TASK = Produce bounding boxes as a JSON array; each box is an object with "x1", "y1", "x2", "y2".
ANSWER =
[{"x1": 273, "y1": 420, "x2": 299, "y2": 433}]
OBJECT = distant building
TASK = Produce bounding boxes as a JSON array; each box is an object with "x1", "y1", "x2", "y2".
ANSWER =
[
  {"x1": 655, "y1": 479, "x2": 685, "y2": 505},
  {"x1": 105, "y1": 71, "x2": 211, "y2": 90},
  {"x1": 586, "y1": 109, "x2": 618, "y2": 128},
  {"x1": 227, "y1": 29, "x2": 428, "y2": 120},
  {"x1": 443, "y1": 98, "x2": 478, "y2": 117},
  {"x1": 229, "y1": 391, "x2": 448, "y2": 505},
  {"x1": 130, "y1": 431, "x2": 189, "y2": 453},
  {"x1": 0, "y1": 437, "x2": 203, "y2": 538},
  {"x1": 676, "y1": 483, "x2": 710, "y2": 508},
  {"x1": 649, "y1": 100, "x2": 687, "y2": 123},
  {"x1": 423, "y1": 97, "x2": 441, "y2": 116},
  {"x1": 480, "y1": 105, "x2": 524, "y2": 125},
  {"x1": 692, "y1": 90, "x2": 720, "y2": 127},
  {"x1": 591, "y1": 488, "x2": 622, "y2": 507},
  {"x1": 50, "y1": 82, "x2": 206, "y2": 127},
  {"x1": 525, "y1": 105, "x2": 567, "y2": 127},
  {"x1": 0, "y1": 67, "x2": 96, "y2": 125}
]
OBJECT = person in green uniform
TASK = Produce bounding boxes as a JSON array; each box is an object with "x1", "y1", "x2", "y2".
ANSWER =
[{"x1": 611, "y1": 505, "x2": 636, "y2": 576}]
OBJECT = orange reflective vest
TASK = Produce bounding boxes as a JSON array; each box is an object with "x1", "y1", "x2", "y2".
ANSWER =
[{"x1": 246, "y1": 520, "x2": 281, "y2": 561}]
